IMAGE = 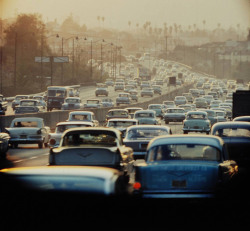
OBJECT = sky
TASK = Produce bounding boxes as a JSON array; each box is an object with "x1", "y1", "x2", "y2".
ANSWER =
[{"x1": 1, "y1": 0, "x2": 250, "y2": 30}]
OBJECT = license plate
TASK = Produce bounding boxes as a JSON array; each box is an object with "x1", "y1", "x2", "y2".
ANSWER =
[
  {"x1": 194, "y1": 126, "x2": 199, "y2": 129},
  {"x1": 20, "y1": 135, "x2": 27, "y2": 139},
  {"x1": 172, "y1": 180, "x2": 186, "y2": 188}
]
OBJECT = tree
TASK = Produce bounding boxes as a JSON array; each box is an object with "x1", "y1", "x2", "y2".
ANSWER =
[{"x1": 3, "y1": 14, "x2": 51, "y2": 95}]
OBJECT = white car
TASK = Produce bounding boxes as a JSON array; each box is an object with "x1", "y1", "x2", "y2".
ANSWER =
[
  {"x1": 67, "y1": 111, "x2": 99, "y2": 127},
  {"x1": 49, "y1": 121, "x2": 93, "y2": 147},
  {"x1": 6, "y1": 117, "x2": 50, "y2": 148},
  {"x1": 61, "y1": 97, "x2": 83, "y2": 110}
]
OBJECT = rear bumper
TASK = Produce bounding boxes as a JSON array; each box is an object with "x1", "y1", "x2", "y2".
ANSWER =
[{"x1": 136, "y1": 191, "x2": 215, "y2": 198}]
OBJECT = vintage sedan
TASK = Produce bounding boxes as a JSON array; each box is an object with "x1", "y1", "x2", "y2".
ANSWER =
[
  {"x1": 124, "y1": 125, "x2": 172, "y2": 159},
  {"x1": 174, "y1": 96, "x2": 187, "y2": 106},
  {"x1": 33, "y1": 95, "x2": 47, "y2": 109},
  {"x1": 211, "y1": 122, "x2": 250, "y2": 167},
  {"x1": 106, "y1": 109, "x2": 130, "y2": 121},
  {"x1": 0, "y1": 132, "x2": 10, "y2": 159},
  {"x1": 194, "y1": 97, "x2": 207, "y2": 108},
  {"x1": 125, "y1": 107, "x2": 143, "y2": 118},
  {"x1": 14, "y1": 99, "x2": 44, "y2": 114},
  {"x1": 0, "y1": 166, "x2": 129, "y2": 196},
  {"x1": 141, "y1": 88, "x2": 154, "y2": 97},
  {"x1": 6, "y1": 117, "x2": 50, "y2": 148},
  {"x1": 101, "y1": 98, "x2": 114, "y2": 107},
  {"x1": 67, "y1": 111, "x2": 99, "y2": 127},
  {"x1": 164, "y1": 108, "x2": 185, "y2": 124},
  {"x1": 134, "y1": 110, "x2": 160, "y2": 125},
  {"x1": 183, "y1": 111, "x2": 210, "y2": 134},
  {"x1": 95, "y1": 84, "x2": 109, "y2": 97},
  {"x1": 49, "y1": 121, "x2": 93, "y2": 147},
  {"x1": 49, "y1": 127, "x2": 134, "y2": 181},
  {"x1": 148, "y1": 104, "x2": 165, "y2": 119},
  {"x1": 116, "y1": 93, "x2": 131, "y2": 106},
  {"x1": 106, "y1": 118, "x2": 138, "y2": 137},
  {"x1": 61, "y1": 97, "x2": 83, "y2": 110},
  {"x1": 129, "y1": 90, "x2": 138, "y2": 102},
  {"x1": 133, "y1": 135, "x2": 238, "y2": 198},
  {"x1": 11, "y1": 95, "x2": 29, "y2": 110},
  {"x1": 199, "y1": 109, "x2": 218, "y2": 126},
  {"x1": 83, "y1": 99, "x2": 101, "y2": 109}
]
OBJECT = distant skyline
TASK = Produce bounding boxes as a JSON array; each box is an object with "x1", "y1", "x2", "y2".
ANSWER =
[{"x1": 1, "y1": 0, "x2": 250, "y2": 30}]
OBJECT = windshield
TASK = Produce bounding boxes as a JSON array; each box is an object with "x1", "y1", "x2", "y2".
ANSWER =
[
  {"x1": 62, "y1": 131, "x2": 118, "y2": 147},
  {"x1": 135, "y1": 113, "x2": 154, "y2": 118},
  {"x1": 56, "y1": 124, "x2": 91, "y2": 133},
  {"x1": 167, "y1": 109, "x2": 184, "y2": 113},
  {"x1": 147, "y1": 144, "x2": 220, "y2": 161},
  {"x1": 126, "y1": 128, "x2": 169, "y2": 140},
  {"x1": 48, "y1": 90, "x2": 66, "y2": 97},
  {"x1": 66, "y1": 98, "x2": 79, "y2": 103},
  {"x1": 214, "y1": 127, "x2": 250, "y2": 137},
  {"x1": 108, "y1": 121, "x2": 136, "y2": 128}
]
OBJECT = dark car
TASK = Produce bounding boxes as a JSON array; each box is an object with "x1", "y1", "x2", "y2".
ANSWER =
[
  {"x1": 211, "y1": 121, "x2": 250, "y2": 167},
  {"x1": 123, "y1": 125, "x2": 172, "y2": 159},
  {"x1": 133, "y1": 135, "x2": 238, "y2": 198}
]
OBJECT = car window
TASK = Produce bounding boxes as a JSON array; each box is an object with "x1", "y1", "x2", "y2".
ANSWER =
[
  {"x1": 127, "y1": 128, "x2": 169, "y2": 140},
  {"x1": 14, "y1": 121, "x2": 38, "y2": 127},
  {"x1": 62, "y1": 131, "x2": 118, "y2": 146},
  {"x1": 147, "y1": 144, "x2": 220, "y2": 161},
  {"x1": 214, "y1": 128, "x2": 250, "y2": 137}
]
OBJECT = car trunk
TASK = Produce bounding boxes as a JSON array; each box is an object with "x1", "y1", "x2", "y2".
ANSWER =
[
  {"x1": 7, "y1": 128, "x2": 40, "y2": 137},
  {"x1": 52, "y1": 147, "x2": 121, "y2": 169},
  {"x1": 140, "y1": 161, "x2": 219, "y2": 193}
]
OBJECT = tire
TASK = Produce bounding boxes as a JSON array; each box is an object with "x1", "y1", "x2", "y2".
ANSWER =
[
  {"x1": 38, "y1": 142, "x2": 43, "y2": 149},
  {"x1": 165, "y1": 120, "x2": 169, "y2": 124},
  {"x1": 183, "y1": 131, "x2": 188, "y2": 134}
]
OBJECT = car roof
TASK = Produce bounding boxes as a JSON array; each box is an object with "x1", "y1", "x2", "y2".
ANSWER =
[
  {"x1": 127, "y1": 124, "x2": 170, "y2": 131},
  {"x1": 135, "y1": 110, "x2": 155, "y2": 113},
  {"x1": 62, "y1": 127, "x2": 121, "y2": 136},
  {"x1": 148, "y1": 134, "x2": 224, "y2": 150},
  {"x1": 12, "y1": 117, "x2": 43, "y2": 122},
  {"x1": 211, "y1": 121, "x2": 250, "y2": 131},
  {"x1": 107, "y1": 118, "x2": 137, "y2": 122},
  {"x1": 56, "y1": 121, "x2": 93, "y2": 126},
  {"x1": 69, "y1": 111, "x2": 94, "y2": 115},
  {"x1": 186, "y1": 111, "x2": 207, "y2": 115}
]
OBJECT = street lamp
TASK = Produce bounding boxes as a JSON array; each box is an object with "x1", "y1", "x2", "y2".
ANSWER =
[{"x1": 84, "y1": 38, "x2": 104, "y2": 79}]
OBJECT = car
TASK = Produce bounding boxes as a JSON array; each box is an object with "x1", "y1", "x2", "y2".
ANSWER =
[
  {"x1": 174, "y1": 96, "x2": 187, "y2": 106},
  {"x1": 11, "y1": 95, "x2": 29, "y2": 110},
  {"x1": 214, "y1": 110, "x2": 227, "y2": 122},
  {"x1": 67, "y1": 111, "x2": 99, "y2": 127},
  {"x1": 0, "y1": 166, "x2": 129, "y2": 196},
  {"x1": 5, "y1": 117, "x2": 51, "y2": 148},
  {"x1": 83, "y1": 99, "x2": 101, "y2": 108},
  {"x1": 147, "y1": 104, "x2": 164, "y2": 118},
  {"x1": 182, "y1": 93, "x2": 193, "y2": 103},
  {"x1": 106, "y1": 109, "x2": 130, "y2": 121},
  {"x1": 199, "y1": 109, "x2": 218, "y2": 126},
  {"x1": 124, "y1": 84, "x2": 135, "y2": 93},
  {"x1": 116, "y1": 93, "x2": 131, "y2": 106},
  {"x1": 129, "y1": 90, "x2": 138, "y2": 102},
  {"x1": 141, "y1": 88, "x2": 154, "y2": 97},
  {"x1": 14, "y1": 99, "x2": 45, "y2": 114},
  {"x1": 123, "y1": 125, "x2": 172, "y2": 159},
  {"x1": 95, "y1": 84, "x2": 109, "y2": 97},
  {"x1": 194, "y1": 97, "x2": 207, "y2": 108},
  {"x1": 49, "y1": 127, "x2": 134, "y2": 181},
  {"x1": 105, "y1": 78, "x2": 114, "y2": 86},
  {"x1": 233, "y1": 116, "x2": 250, "y2": 122},
  {"x1": 164, "y1": 108, "x2": 186, "y2": 124},
  {"x1": 152, "y1": 85, "x2": 162, "y2": 95},
  {"x1": 189, "y1": 89, "x2": 200, "y2": 98},
  {"x1": 211, "y1": 122, "x2": 250, "y2": 168},
  {"x1": 101, "y1": 98, "x2": 114, "y2": 107},
  {"x1": 33, "y1": 95, "x2": 47, "y2": 109},
  {"x1": 163, "y1": 101, "x2": 176, "y2": 109},
  {"x1": 183, "y1": 111, "x2": 211, "y2": 134},
  {"x1": 134, "y1": 110, "x2": 160, "y2": 125},
  {"x1": 61, "y1": 97, "x2": 83, "y2": 110},
  {"x1": 114, "y1": 82, "x2": 125, "y2": 91},
  {"x1": 125, "y1": 107, "x2": 143, "y2": 118},
  {"x1": 133, "y1": 135, "x2": 238, "y2": 198},
  {"x1": 106, "y1": 118, "x2": 138, "y2": 137},
  {"x1": 180, "y1": 104, "x2": 193, "y2": 113},
  {"x1": 0, "y1": 132, "x2": 10, "y2": 159},
  {"x1": 210, "y1": 100, "x2": 222, "y2": 109},
  {"x1": 49, "y1": 121, "x2": 93, "y2": 147},
  {"x1": 203, "y1": 95, "x2": 214, "y2": 105},
  {"x1": 140, "y1": 81, "x2": 150, "y2": 90}
]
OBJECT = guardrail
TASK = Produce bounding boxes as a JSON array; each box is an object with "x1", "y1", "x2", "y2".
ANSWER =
[{"x1": 0, "y1": 83, "x2": 194, "y2": 131}]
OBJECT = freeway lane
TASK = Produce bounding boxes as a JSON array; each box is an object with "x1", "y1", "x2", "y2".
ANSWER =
[{"x1": 1, "y1": 121, "x2": 184, "y2": 170}]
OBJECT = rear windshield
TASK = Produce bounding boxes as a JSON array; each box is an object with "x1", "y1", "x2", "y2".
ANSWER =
[{"x1": 147, "y1": 144, "x2": 220, "y2": 161}]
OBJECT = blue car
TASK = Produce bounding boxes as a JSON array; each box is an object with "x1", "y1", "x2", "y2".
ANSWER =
[{"x1": 133, "y1": 135, "x2": 238, "y2": 198}]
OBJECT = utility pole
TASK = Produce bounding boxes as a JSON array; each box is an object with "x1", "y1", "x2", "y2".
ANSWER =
[{"x1": 165, "y1": 36, "x2": 168, "y2": 60}]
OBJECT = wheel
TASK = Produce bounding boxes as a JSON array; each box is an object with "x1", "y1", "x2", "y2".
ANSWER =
[
  {"x1": 165, "y1": 120, "x2": 169, "y2": 124},
  {"x1": 183, "y1": 131, "x2": 188, "y2": 134}
]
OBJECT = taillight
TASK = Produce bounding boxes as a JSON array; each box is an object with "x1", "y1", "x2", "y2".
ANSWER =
[
  {"x1": 133, "y1": 182, "x2": 141, "y2": 190},
  {"x1": 37, "y1": 129, "x2": 42, "y2": 134}
]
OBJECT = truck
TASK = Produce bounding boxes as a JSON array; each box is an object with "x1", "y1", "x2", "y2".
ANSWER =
[
  {"x1": 137, "y1": 67, "x2": 151, "y2": 81},
  {"x1": 232, "y1": 90, "x2": 250, "y2": 119}
]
